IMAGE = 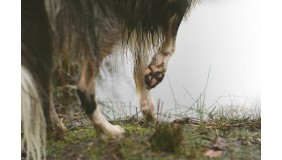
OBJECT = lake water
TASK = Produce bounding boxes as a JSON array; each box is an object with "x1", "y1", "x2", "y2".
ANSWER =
[{"x1": 96, "y1": 0, "x2": 260, "y2": 119}]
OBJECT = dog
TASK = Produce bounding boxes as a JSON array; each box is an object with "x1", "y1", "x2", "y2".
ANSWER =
[{"x1": 21, "y1": 0, "x2": 197, "y2": 159}]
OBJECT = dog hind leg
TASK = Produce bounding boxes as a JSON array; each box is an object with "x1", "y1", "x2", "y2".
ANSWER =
[{"x1": 48, "y1": 92, "x2": 67, "y2": 137}]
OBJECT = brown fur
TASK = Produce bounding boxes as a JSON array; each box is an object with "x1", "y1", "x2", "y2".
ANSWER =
[
  {"x1": 21, "y1": 0, "x2": 197, "y2": 159},
  {"x1": 43, "y1": 0, "x2": 198, "y2": 136}
]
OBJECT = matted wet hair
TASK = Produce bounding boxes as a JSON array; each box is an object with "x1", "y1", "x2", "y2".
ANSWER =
[{"x1": 21, "y1": 0, "x2": 198, "y2": 159}]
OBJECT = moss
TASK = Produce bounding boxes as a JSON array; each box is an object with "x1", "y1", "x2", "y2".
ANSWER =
[{"x1": 47, "y1": 118, "x2": 260, "y2": 160}]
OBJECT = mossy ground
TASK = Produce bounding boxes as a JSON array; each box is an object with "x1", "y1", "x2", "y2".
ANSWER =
[
  {"x1": 47, "y1": 85, "x2": 260, "y2": 160},
  {"x1": 47, "y1": 116, "x2": 260, "y2": 160}
]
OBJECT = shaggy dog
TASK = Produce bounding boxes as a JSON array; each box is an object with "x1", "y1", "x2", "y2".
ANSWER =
[{"x1": 21, "y1": 0, "x2": 197, "y2": 159}]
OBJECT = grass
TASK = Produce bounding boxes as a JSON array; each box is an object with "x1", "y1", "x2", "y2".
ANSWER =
[
  {"x1": 47, "y1": 85, "x2": 261, "y2": 160},
  {"x1": 46, "y1": 63, "x2": 261, "y2": 159},
  {"x1": 47, "y1": 116, "x2": 260, "y2": 160},
  {"x1": 150, "y1": 122, "x2": 183, "y2": 153}
]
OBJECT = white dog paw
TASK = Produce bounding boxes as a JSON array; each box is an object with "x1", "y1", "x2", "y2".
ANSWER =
[{"x1": 100, "y1": 124, "x2": 125, "y2": 140}]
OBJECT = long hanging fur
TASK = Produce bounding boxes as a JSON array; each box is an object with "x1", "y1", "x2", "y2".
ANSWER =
[
  {"x1": 21, "y1": 0, "x2": 53, "y2": 159},
  {"x1": 21, "y1": 0, "x2": 198, "y2": 159},
  {"x1": 21, "y1": 67, "x2": 47, "y2": 160},
  {"x1": 112, "y1": 0, "x2": 198, "y2": 62},
  {"x1": 45, "y1": 0, "x2": 107, "y2": 62},
  {"x1": 46, "y1": 0, "x2": 198, "y2": 69}
]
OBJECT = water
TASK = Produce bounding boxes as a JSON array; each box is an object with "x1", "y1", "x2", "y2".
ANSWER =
[{"x1": 96, "y1": 0, "x2": 260, "y2": 119}]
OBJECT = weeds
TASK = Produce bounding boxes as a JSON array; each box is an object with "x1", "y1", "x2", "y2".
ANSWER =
[
  {"x1": 150, "y1": 122, "x2": 183, "y2": 153},
  {"x1": 48, "y1": 64, "x2": 261, "y2": 159}
]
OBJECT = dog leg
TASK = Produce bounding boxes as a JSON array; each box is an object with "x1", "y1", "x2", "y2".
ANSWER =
[
  {"x1": 77, "y1": 58, "x2": 125, "y2": 140},
  {"x1": 134, "y1": 56, "x2": 156, "y2": 122},
  {"x1": 144, "y1": 15, "x2": 183, "y2": 90},
  {"x1": 49, "y1": 92, "x2": 67, "y2": 136},
  {"x1": 144, "y1": 36, "x2": 176, "y2": 89}
]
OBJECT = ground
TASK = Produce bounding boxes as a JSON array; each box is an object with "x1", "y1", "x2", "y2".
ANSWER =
[{"x1": 47, "y1": 86, "x2": 261, "y2": 160}]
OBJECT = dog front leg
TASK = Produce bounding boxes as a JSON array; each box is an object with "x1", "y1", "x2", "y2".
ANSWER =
[
  {"x1": 144, "y1": 39, "x2": 175, "y2": 90},
  {"x1": 77, "y1": 58, "x2": 125, "y2": 140},
  {"x1": 134, "y1": 56, "x2": 156, "y2": 122},
  {"x1": 144, "y1": 14, "x2": 184, "y2": 89}
]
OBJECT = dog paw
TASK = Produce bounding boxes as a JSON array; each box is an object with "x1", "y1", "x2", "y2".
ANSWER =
[
  {"x1": 144, "y1": 65, "x2": 165, "y2": 89},
  {"x1": 100, "y1": 124, "x2": 126, "y2": 140},
  {"x1": 140, "y1": 99, "x2": 156, "y2": 122}
]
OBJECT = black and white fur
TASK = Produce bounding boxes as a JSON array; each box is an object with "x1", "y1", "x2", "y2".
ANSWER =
[{"x1": 21, "y1": 0, "x2": 197, "y2": 159}]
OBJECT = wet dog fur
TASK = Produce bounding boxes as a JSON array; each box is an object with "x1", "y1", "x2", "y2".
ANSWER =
[{"x1": 21, "y1": 0, "x2": 197, "y2": 159}]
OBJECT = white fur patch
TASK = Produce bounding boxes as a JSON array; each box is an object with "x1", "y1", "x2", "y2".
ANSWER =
[
  {"x1": 21, "y1": 66, "x2": 46, "y2": 160},
  {"x1": 91, "y1": 105, "x2": 125, "y2": 140}
]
